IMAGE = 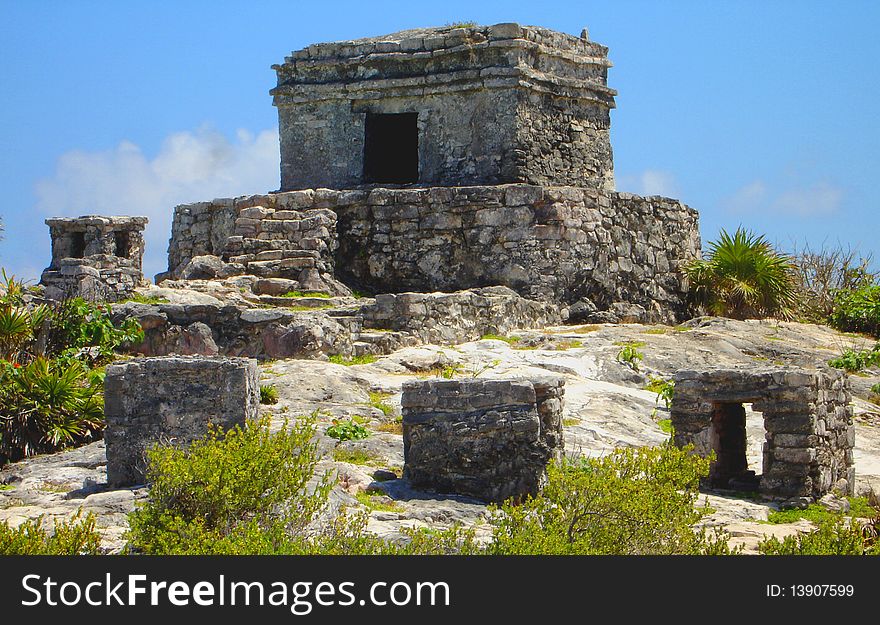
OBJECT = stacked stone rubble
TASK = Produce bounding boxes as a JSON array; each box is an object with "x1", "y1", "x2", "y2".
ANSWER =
[
  {"x1": 671, "y1": 367, "x2": 854, "y2": 499},
  {"x1": 401, "y1": 377, "x2": 565, "y2": 502}
]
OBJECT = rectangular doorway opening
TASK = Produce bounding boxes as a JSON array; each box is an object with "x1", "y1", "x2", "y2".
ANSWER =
[
  {"x1": 114, "y1": 231, "x2": 131, "y2": 258},
  {"x1": 363, "y1": 112, "x2": 419, "y2": 184},
  {"x1": 69, "y1": 232, "x2": 86, "y2": 259},
  {"x1": 709, "y1": 401, "x2": 761, "y2": 491}
]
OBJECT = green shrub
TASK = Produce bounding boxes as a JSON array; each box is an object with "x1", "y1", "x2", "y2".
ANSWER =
[
  {"x1": 0, "y1": 357, "x2": 104, "y2": 464},
  {"x1": 47, "y1": 298, "x2": 144, "y2": 364},
  {"x1": 827, "y1": 343, "x2": 880, "y2": 372},
  {"x1": 124, "y1": 415, "x2": 471, "y2": 555},
  {"x1": 326, "y1": 418, "x2": 370, "y2": 441},
  {"x1": 259, "y1": 384, "x2": 279, "y2": 405},
  {"x1": 616, "y1": 343, "x2": 644, "y2": 371},
  {"x1": 685, "y1": 228, "x2": 799, "y2": 320},
  {"x1": 830, "y1": 285, "x2": 880, "y2": 337},
  {"x1": 759, "y1": 516, "x2": 879, "y2": 555},
  {"x1": 0, "y1": 511, "x2": 102, "y2": 555},
  {"x1": 126, "y1": 416, "x2": 332, "y2": 554},
  {"x1": 484, "y1": 444, "x2": 735, "y2": 555}
]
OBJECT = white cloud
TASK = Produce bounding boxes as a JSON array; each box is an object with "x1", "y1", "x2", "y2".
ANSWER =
[
  {"x1": 722, "y1": 179, "x2": 843, "y2": 217},
  {"x1": 719, "y1": 180, "x2": 767, "y2": 213},
  {"x1": 772, "y1": 181, "x2": 843, "y2": 216},
  {"x1": 616, "y1": 169, "x2": 679, "y2": 197},
  {"x1": 34, "y1": 126, "x2": 280, "y2": 279}
]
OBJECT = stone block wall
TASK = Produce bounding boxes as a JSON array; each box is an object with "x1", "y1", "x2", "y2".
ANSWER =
[
  {"x1": 164, "y1": 185, "x2": 698, "y2": 322},
  {"x1": 671, "y1": 367, "x2": 854, "y2": 499},
  {"x1": 103, "y1": 356, "x2": 260, "y2": 487},
  {"x1": 401, "y1": 377, "x2": 565, "y2": 502}
]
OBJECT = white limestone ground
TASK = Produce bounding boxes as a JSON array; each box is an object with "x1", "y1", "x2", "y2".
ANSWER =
[{"x1": 2, "y1": 317, "x2": 879, "y2": 554}]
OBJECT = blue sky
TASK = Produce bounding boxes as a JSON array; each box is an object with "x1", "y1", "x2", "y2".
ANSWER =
[{"x1": 1, "y1": 0, "x2": 878, "y2": 281}]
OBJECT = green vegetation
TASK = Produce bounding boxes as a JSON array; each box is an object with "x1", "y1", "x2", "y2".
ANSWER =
[
  {"x1": 830, "y1": 285, "x2": 880, "y2": 337},
  {"x1": 765, "y1": 497, "x2": 877, "y2": 525},
  {"x1": 644, "y1": 376, "x2": 675, "y2": 409},
  {"x1": 642, "y1": 328, "x2": 668, "y2": 335},
  {"x1": 126, "y1": 416, "x2": 337, "y2": 555},
  {"x1": 562, "y1": 418, "x2": 581, "y2": 427},
  {"x1": 332, "y1": 447, "x2": 381, "y2": 466},
  {"x1": 259, "y1": 384, "x2": 279, "y2": 404},
  {"x1": 484, "y1": 445, "x2": 736, "y2": 555},
  {"x1": 376, "y1": 418, "x2": 403, "y2": 435},
  {"x1": 616, "y1": 342, "x2": 644, "y2": 371},
  {"x1": 280, "y1": 290, "x2": 331, "y2": 299},
  {"x1": 118, "y1": 293, "x2": 169, "y2": 305},
  {"x1": 355, "y1": 492, "x2": 404, "y2": 512},
  {"x1": 326, "y1": 418, "x2": 370, "y2": 442},
  {"x1": 685, "y1": 228, "x2": 798, "y2": 320},
  {"x1": 0, "y1": 511, "x2": 101, "y2": 555},
  {"x1": 657, "y1": 418, "x2": 673, "y2": 434},
  {"x1": 827, "y1": 343, "x2": 880, "y2": 372},
  {"x1": 329, "y1": 354, "x2": 378, "y2": 366},
  {"x1": 480, "y1": 333, "x2": 520, "y2": 345},
  {"x1": 368, "y1": 391, "x2": 394, "y2": 417},
  {"x1": 0, "y1": 271, "x2": 143, "y2": 464},
  {"x1": 446, "y1": 20, "x2": 477, "y2": 28},
  {"x1": 759, "y1": 516, "x2": 880, "y2": 555}
]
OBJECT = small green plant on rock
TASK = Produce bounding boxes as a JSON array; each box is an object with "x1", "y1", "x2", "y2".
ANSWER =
[
  {"x1": 645, "y1": 376, "x2": 675, "y2": 409},
  {"x1": 259, "y1": 384, "x2": 279, "y2": 405},
  {"x1": 616, "y1": 343, "x2": 644, "y2": 371},
  {"x1": 326, "y1": 418, "x2": 370, "y2": 442}
]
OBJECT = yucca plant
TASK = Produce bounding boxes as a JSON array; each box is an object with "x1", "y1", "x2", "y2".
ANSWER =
[
  {"x1": 685, "y1": 228, "x2": 799, "y2": 320},
  {"x1": 0, "y1": 357, "x2": 104, "y2": 463}
]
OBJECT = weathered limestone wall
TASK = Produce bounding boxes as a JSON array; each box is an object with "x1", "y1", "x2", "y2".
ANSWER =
[
  {"x1": 401, "y1": 377, "x2": 565, "y2": 502},
  {"x1": 272, "y1": 23, "x2": 615, "y2": 190},
  {"x1": 41, "y1": 216, "x2": 147, "y2": 302},
  {"x1": 164, "y1": 185, "x2": 698, "y2": 322},
  {"x1": 361, "y1": 286, "x2": 560, "y2": 344},
  {"x1": 336, "y1": 185, "x2": 698, "y2": 321},
  {"x1": 671, "y1": 367, "x2": 854, "y2": 499},
  {"x1": 103, "y1": 356, "x2": 260, "y2": 486}
]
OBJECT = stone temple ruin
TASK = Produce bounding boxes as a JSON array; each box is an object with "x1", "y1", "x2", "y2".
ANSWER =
[
  {"x1": 40, "y1": 216, "x2": 147, "y2": 302},
  {"x1": 158, "y1": 23, "x2": 701, "y2": 323},
  {"x1": 671, "y1": 367, "x2": 855, "y2": 499},
  {"x1": 36, "y1": 24, "x2": 857, "y2": 505}
]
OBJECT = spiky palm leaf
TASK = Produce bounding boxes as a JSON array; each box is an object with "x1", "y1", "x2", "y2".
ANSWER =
[{"x1": 685, "y1": 228, "x2": 798, "y2": 320}]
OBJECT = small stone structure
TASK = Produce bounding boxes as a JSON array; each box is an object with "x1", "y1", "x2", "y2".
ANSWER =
[
  {"x1": 401, "y1": 377, "x2": 564, "y2": 502},
  {"x1": 671, "y1": 367, "x2": 854, "y2": 499},
  {"x1": 272, "y1": 24, "x2": 616, "y2": 191},
  {"x1": 159, "y1": 23, "x2": 702, "y2": 323},
  {"x1": 103, "y1": 356, "x2": 260, "y2": 487},
  {"x1": 41, "y1": 216, "x2": 147, "y2": 301}
]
